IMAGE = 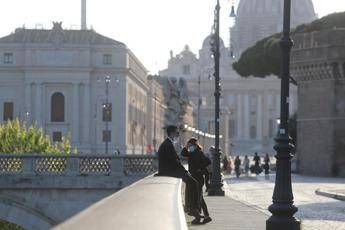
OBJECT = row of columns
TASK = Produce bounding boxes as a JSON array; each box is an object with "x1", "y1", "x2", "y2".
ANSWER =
[
  {"x1": 24, "y1": 82, "x2": 91, "y2": 145},
  {"x1": 234, "y1": 91, "x2": 285, "y2": 141}
]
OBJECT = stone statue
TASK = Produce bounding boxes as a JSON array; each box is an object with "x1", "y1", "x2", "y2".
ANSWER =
[{"x1": 160, "y1": 77, "x2": 189, "y2": 128}]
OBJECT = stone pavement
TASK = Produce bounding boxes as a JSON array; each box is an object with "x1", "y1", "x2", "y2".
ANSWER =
[
  {"x1": 224, "y1": 173, "x2": 345, "y2": 230},
  {"x1": 187, "y1": 189, "x2": 267, "y2": 229}
]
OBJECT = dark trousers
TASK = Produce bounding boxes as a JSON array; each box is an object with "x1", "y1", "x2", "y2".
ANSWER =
[
  {"x1": 200, "y1": 195, "x2": 209, "y2": 217},
  {"x1": 204, "y1": 172, "x2": 211, "y2": 190},
  {"x1": 184, "y1": 174, "x2": 201, "y2": 216}
]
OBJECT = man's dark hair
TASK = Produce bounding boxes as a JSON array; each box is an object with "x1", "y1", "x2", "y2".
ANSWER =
[{"x1": 166, "y1": 125, "x2": 178, "y2": 136}]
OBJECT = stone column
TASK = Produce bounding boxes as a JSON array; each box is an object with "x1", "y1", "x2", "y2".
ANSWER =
[
  {"x1": 35, "y1": 83, "x2": 42, "y2": 126},
  {"x1": 257, "y1": 93, "x2": 263, "y2": 140},
  {"x1": 262, "y1": 90, "x2": 270, "y2": 147},
  {"x1": 244, "y1": 93, "x2": 250, "y2": 139},
  {"x1": 72, "y1": 83, "x2": 80, "y2": 145},
  {"x1": 83, "y1": 83, "x2": 91, "y2": 144},
  {"x1": 276, "y1": 93, "x2": 280, "y2": 118},
  {"x1": 236, "y1": 93, "x2": 243, "y2": 139}
]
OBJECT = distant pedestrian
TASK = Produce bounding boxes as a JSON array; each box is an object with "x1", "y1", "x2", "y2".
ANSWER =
[
  {"x1": 204, "y1": 146, "x2": 215, "y2": 192},
  {"x1": 234, "y1": 156, "x2": 241, "y2": 178},
  {"x1": 222, "y1": 155, "x2": 228, "y2": 173},
  {"x1": 263, "y1": 153, "x2": 270, "y2": 179},
  {"x1": 114, "y1": 148, "x2": 121, "y2": 156},
  {"x1": 253, "y1": 152, "x2": 262, "y2": 175},
  {"x1": 243, "y1": 155, "x2": 250, "y2": 176}
]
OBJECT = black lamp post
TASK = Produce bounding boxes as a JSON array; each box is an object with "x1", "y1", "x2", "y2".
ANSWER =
[
  {"x1": 266, "y1": 0, "x2": 300, "y2": 229},
  {"x1": 197, "y1": 75, "x2": 201, "y2": 139},
  {"x1": 208, "y1": 0, "x2": 225, "y2": 196},
  {"x1": 153, "y1": 91, "x2": 157, "y2": 153},
  {"x1": 103, "y1": 75, "x2": 111, "y2": 154}
]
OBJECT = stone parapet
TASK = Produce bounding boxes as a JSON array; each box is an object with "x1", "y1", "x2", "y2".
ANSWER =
[{"x1": 54, "y1": 176, "x2": 187, "y2": 230}]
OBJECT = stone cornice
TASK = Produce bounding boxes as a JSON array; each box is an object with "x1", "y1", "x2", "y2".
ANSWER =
[
  {"x1": 291, "y1": 29, "x2": 345, "y2": 82},
  {"x1": 291, "y1": 61, "x2": 345, "y2": 82}
]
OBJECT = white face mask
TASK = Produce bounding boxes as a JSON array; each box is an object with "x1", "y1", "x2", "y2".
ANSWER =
[
  {"x1": 169, "y1": 136, "x2": 179, "y2": 144},
  {"x1": 174, "y1": 136, "x2": 180, "y2": 143},
  {"x1": 188, "y1": 145, "x2": 196, "y2": 152}
]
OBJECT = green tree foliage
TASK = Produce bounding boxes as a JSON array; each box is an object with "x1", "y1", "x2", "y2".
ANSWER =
[
  {"x1": 0, "y1": 119, "x2": 75, "y2": 154},
  {"x1": 233, "y1": 12, "x2": 345, "y2": 78},
  {"x1": 232, "y1": 34, "x2": 281, "y2": 77},
  {"x1": 0, "y1": 220, "x2": 24, "y2": 230}
]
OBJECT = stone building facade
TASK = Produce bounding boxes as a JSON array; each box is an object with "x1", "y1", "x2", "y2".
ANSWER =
[
  {"x1": 0, "y1": 22, "x2": 150, "y2": 155},
  {"x1": 146, "y1": 75, "x2": 167, "y2": 153},
  {"x1": 159, "y1": 0, "x2": 316, "y2": 155},
  {"x1": 159, "y1": 43, "x2": 296, "y2": 155},
  {"x1": 291, "y1": 29, "x2": 345, "y2": 177}
]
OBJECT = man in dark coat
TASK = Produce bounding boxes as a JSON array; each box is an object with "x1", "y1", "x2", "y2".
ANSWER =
[{"x1": 157, "y1": 126, "x2": 202, "y2": 222}]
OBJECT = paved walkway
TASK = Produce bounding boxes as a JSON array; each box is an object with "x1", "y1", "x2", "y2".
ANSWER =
[
  {"x1": 187, "y1": 192, "x2": 267, "y2": 230},
  {"x1": 224, "y1": 173, "x2": 345, "y2": 230}
]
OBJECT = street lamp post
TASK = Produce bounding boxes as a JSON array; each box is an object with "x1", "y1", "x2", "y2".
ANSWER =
[
  {"x1": 104, "y1": 75, "x2": 111, "y2": 154},
  {"x1": 197, "y1": 75, "x2": 201, "y2": 139},
  {"x1": 153, "y1": 92, "x2": 157, "y2": 153},
  {"x1": 266, "y1": 0, "x2": 300, "y2": 229},
  {"x1": 208, "y1": 0, "x2": 225, "y2": 196}
]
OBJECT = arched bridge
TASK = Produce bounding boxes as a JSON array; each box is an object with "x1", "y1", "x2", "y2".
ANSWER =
[{"x1": 0, "y1": 154, "x2": 157, "y2": 230}]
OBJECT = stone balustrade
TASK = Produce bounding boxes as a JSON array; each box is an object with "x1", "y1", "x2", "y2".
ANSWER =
[
  {"x1": 0, "y1": 154, "x2": 157, "y2": 189},
  {"x1": 0, "y1": 154, "x2": 157, "y2": 175},
  {"x1": 54, "y1": 176, "x2": 187, "y2": 230}
]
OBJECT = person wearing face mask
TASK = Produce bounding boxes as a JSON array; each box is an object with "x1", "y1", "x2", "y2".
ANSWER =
[
  {"x1": 157, "y1": 126, "x2": 202, "y2": 221},
  {"x1": 181, "y1": 138, "x2": 212, "y2": 225}
]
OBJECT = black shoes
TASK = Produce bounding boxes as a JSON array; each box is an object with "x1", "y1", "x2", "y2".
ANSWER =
[
  {"x1": 191, "y1": 216, "x2": 212, "y2": 225},
  {"x1": 202, "y1": 216, "x2": 212, "y2": 224},
  {"x1": 191, "y1": 218, "x2": 203, "y2": 225}
]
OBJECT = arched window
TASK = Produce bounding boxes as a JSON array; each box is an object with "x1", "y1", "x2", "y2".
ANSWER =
[{"x1": 51, "y1": 92, "x2": 65, "y2": 122}]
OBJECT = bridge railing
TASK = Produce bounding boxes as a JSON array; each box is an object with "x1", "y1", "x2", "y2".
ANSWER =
[
  {"x1": 54, "y1": 176, "x2": 187, "y2": 230},
  {"x1": 0, "y1": 154, "x2": 157, "y2": 177}
]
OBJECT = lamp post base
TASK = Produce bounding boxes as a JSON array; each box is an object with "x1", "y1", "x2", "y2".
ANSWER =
[
  {"x1": 266, "y1": 217, "x2": 300, "y2": 230},
  {"x1": 266, "y1": 203, "x2": 300, "y2": 230},
  {"x1": 207, "y1": 187, "x2": 225, "y2": 196}
]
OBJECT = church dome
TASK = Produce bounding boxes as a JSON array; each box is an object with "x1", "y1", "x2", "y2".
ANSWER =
[
  {"x1": 202, "y1": 34, "x2": 225, "y2": 49},
  {"x1": 231, "y1": 0, "x2": 316, "y2": 54},
  {"x1": 237, "y1": 0, "x2": 316, "y2": 25}
]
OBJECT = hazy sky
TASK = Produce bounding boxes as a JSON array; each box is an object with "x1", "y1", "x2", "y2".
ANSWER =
[{"x1": 0, "y1": 0, "x2": 344, "y2": 74}]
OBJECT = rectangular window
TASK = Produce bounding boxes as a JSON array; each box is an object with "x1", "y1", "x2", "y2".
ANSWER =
[
  {"x1": 102, "y1": 130, "x2": 111, "y2": 142},
  {"x1": 53, "y1": 132, "x2": 62, "y2": 142},
  {"x1": 250, "y1": 126, "x2": 257, "y2": 139},
  {"x1": 182, "y1": 65, "x2": 191, "y2": 75},
  {"x1": 103, "y1": 54, "x2": 112, "y2": 65},
  {"x1": 4, "y1": 53, "x2": 13, "y2": 64},
  {"x1": 102, "y1": 103, "x2": 112, "y2": 122},
  {"x1": 3, "y1": 102, "x2": 13, "y2": 121}
]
